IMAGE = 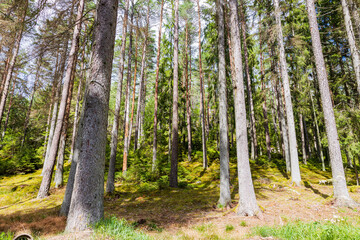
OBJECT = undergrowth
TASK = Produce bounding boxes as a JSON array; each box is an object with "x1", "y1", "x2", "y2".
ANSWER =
[
  {"x1": 93, "y1": 216, "x2": 151, "y2": 240},
  {"x1": 252, "y1": 219, "x2": 360, "y2": 240}
]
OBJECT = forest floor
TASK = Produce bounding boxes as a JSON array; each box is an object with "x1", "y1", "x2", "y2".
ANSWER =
[{"x1": 0, "y1": 157, "x2": 359, "y2": 239}]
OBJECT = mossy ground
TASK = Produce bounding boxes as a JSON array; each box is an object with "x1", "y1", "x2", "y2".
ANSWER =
[{"x1": 0, "y1": 156, "x2": 359, "y2": 239}]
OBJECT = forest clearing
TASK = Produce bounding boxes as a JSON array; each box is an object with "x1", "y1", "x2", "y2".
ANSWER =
[
  {"x1": 1, "y1": 0, "x2": 360, "y2": 239},
  {"x1": 1, "y1": 158, "x2": 359, "y2": 239}
]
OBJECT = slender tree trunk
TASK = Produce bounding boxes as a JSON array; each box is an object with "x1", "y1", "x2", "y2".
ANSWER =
[
  {"x1": 0, "y1": 1, "x2": 28, "y2": 128},
  {"x1": 1, "y1": 74, "x2": 16, "y2": 141},
  {"x1": 274, "y1": 0, "x2": 301, "y2": 186},
  {"x1": 22, "y1": 54, "x2": 43, "y2": 146},
  {"x1": 134, "y1": 2, "x2": 150, "y2": 151},
  {"x1": 43, "y1": 45, "x2": 68, "y2": 174},
  {"x1": 152, "y1": 0, "x2": 165, "y2": 172},
  {"x1": 277, "y1": 79, "x2": 291, "y2": 173},
  {"x1": 217, "y1": 0, "x2": 231, "y2": 207},
  {"x1": 185, "y1": 21, "x2": 192, "y2": 162},
  {"x1": 229, "y1": 0, "x2": 260, "y2": 216},
  {"x1": 299, "y1": 113, "x2": 307, "y2": 164},
  {"x1": 303, "y1": 115, "x2": 311, "y2": 158},
  {"x1": 195, "y1": 0, "x2": 209, "y2": 168},
  {"x1": 54, "y1": 68, "x2": 76, "y2": 188},
  {"x1": 341, "y1": 0, "x2": 360, "y2": 95},
  {"x1": 170, "y1": 0, "x2": 179, "y2": 188},
  {"x1": 122, "y1": 10, "x2": 134, "y2": 176},
  {"x1": 37, "y1": 0, "x2": 85, "y2": 199},
  {"x1": 309, "y1": 86, "x2": 325, "y2": 171},
  {"x1": 124, "y1": 16, "x2": 140, "y2": 173},
  {"x1": 345, "y1": 149, "x2": 353, "y2": 168},
  {"x1": 239, "y1": 0, "x2": 258, "y2": 160},
  {"x1": 69, "y1": 49, "x2": 86, "y2": 163},
  {"x1": 259, "y1": 15, "x2": 271, "y2": 160},
  {"x1": 65, "y1": 0, "x2": 118, "y2": 231},
  {"x1": 306, "y1": 0, "x2": 357, "y2": 207},
  {"x1": 348, "y1": 0, "x2": 360, "y2": 40},
  {"x1": 106, "y1": 0, "x2": 130, "y2": 193}
]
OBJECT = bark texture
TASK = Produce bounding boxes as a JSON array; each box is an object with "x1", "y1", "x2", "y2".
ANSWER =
[
  {"x1": 274, "y1": 0, "x2": 301, "y2": 185},
  {"x1": 229, "y1": 0, "x2": 260, "y2": 216},
  {"x1": 216, "y1": 0, "x2": 231, "y2": 207},
  {"x1": 65, "y1": 0, "x2": 118, "y2": 231},
  {"x1": 170, "y1": 0, "x2": 179, "y2": 188},
  {"x1": 306, "y1": 0, "x2": 358, "y2": 207}
]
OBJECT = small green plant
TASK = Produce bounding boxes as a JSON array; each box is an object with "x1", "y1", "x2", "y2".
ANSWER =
[
  {"x1": 94, "y1": 216, "x2": 151, "y2": 240},
  {"x1": 225, "y1": 224, "x2": 234, "y2": 231},
  {"x1": 0, "y1": 232, "x2": 14, "y2": 240},
  {"x1": 240, "y1": 221, "x2": 247, "y2": 227},
  {"x1": 252, "y1": 220, "x2": 360, "y2": 240},
  {"x1": 195, "y1": 223, "x2": 213, "y2": 232}
]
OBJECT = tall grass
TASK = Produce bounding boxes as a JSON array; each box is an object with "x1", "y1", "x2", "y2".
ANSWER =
[
  {"x1": 252, "y1": 220, "x2": 360, "y2": 240},
  {"x1": 93, "y1": 216, "x2": 151, "y2": 240}
]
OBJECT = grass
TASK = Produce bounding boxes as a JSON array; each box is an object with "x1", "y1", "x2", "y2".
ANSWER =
[
  {"x1": 252, "y1": 219, "x2": 360, "y2": 240},
  {"x1": 0, "y1": 232, "x2": 13, "y2": 240},
  {"x1": 93, "y1": 216, "x2": 151, "y2": 240}
]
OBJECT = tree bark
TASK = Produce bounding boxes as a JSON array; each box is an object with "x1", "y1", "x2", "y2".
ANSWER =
[
  {"x1": 37, "y1": 0, "x2": 85, "y2": 199},
  {"x1": 306, "y1": 0, "x2": 358, "y2": 207},
  {"x1": 0, "y1": 1, "x2": 28, "y2": 128},
  {"x1": 299, "y1": 113, "x2": 307, "y2": 164},
  {"x1": 65, "y1": 0, "x2": 118, "y2": 231},
  {"x1": 239, "y1": 0, "x2": 258, "y2": 160},
  {"x1": 134, "y1": 2, "x2": 150, "y2": 151},
  {"x1": 170, "y1": 0, "x2": 179, "y2": 188},
  {"x1": 43, "y1": 45, "x2": 68, "y2": 175},
  {"x1": 185, "y1": 20, "x2": 192, "y2": 162},
  {"x1": 54, "y1": 67, "x2": 76, "y2": 188},
  {"x1": 1, "y1": 73, "x2": 16, "y2": 141},
  {"x1": 274, "y1": 0, "x2": 301, "y2": 186},
  {"x1": 152, "y1": 0, "x2": 165, "y2": 172},
  {"x1": 122, "y1": 10, "x2": 134, "y2": 176},
  {"x1": 197, "y1": 0, "x2": 207, "y2": 168},
  {"x1": 229, "y1": 0, "x2": 260, "y2": 216},
  {"x1": 341, "y1": 0, "x2": 360, "y2": 95},
  {"x1": 216, "y1": 0, "x2": 231, "y2": 207},
  {"x1": 106, "y1": 0, "x2": 130, "y2": 193}
]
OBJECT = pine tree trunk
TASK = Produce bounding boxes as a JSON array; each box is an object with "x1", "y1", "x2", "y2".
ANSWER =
[
  {"x1": 152, "y1": 0, "x2": 165, "y2": 172},
  {"x1": 259, "y1": 16, "x2": 271, "y2": 160},
  {"x1": 217, "y1": 0, "x2": 231, "y2": 207},
  {"x1": 185, "y1": 21, "x2": 192, "y2": 162},
  {"x1": 122, "y1": 11, "x2": 134, "y2": 176},
  {"x1": 354, "y1": 156, "x2": 359, "y2": 186},
  {"x1": 54, "y1": 68, "x2": 76, "y2": 188},
  {"x1": 274, "y1": 0, "x2": 301, "y2": 186},
  {"x1": 22, "y1": 54, "x2": 42, "y2": 146},
  {"x1": 309, "y1": 87, "x2": 325, "y2": 171},
  {"x1": 306, "y1": 0, "x2": 357, "y2": 207},
  {"x1": 229, "y1": 0, "x2": 260, "y2": 216},
  {"x1": 69, "y1": 48, "x2": 86, "y2": 163},
  {"x1": 1, "y1": 74, "x2": 16, "y2": 141},
  {"x1": 65, "y1": 0, "x2": 118, "y2": 231},
  {"x1": 239, "y1": 0, "x2": 258, "y2": 160},
  {"x1": 341, "y1": 0, "x2": 360, "y2": 95},
  {"x1": 277, "y1": 79, "x2": 291, "y2": 173},
  {"x1": 43, "y1": 45, "x2": 68, "y2": 175},
  {"x1": 106, "y1": 0, "x2": 130, "y2": 193},
  {"x1": 348, "y1": 0, "x2": 360, "y2": 40},
  {"x1": 134, "y1": 2, "x2": 150, "y2": 151},
  {"x1": 170, "y1": 0, "x2": 179, "y2": 188},
  {"x1": 37, "y1": 0, "x2": 85, "y2": 199},
  {"x1": 299, "y1": 113, "x2": 307, "y2": 164},
  {"x1": 0, "y1": 1, "x2": 28, "y2": 128},
  {"x1": 124, "y1": 17, "x2": 140, "y2": 173},
  {"x1": 195, "y1": 0, "x2": 209, "y2": 169},
  {"x1": 345, "y1": 149, "x2": 353, "y2": 168}
]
